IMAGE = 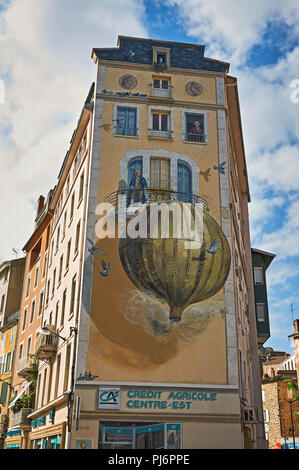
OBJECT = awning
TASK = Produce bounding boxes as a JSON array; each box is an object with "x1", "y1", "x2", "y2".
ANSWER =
[{"x1": 8, "y1": 381, "x2": 32, "y2": 409}]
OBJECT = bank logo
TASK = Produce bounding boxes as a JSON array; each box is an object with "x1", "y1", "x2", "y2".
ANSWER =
[{"x1": 98, "y1": 387, "x2": 120, "y2": 410}]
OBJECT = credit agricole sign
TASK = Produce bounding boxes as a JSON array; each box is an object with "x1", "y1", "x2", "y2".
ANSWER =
[{"x1": 98, "y1": 385, "x2": 239, "y2": 415}]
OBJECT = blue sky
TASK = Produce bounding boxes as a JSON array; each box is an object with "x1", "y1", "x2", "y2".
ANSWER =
[{"x1": 0, "y1": 0, "x2": 299, "y2": 354}]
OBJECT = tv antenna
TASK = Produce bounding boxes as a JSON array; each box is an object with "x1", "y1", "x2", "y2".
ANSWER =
[{"x1": 290, "y1": 304, "x2": 294, "y2": 324}]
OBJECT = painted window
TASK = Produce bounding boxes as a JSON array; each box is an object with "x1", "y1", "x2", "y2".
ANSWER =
[
  {"x1": 184, "y1": 112, "x2": 206, "y2": 143},
  {"x1": 150, "y1": 158, "x2": 170, "y2": 189},
  {"x1": 256, "y1": 303, "x2": 266, "y2": 322},
  {"x1": 115, "y1": 107, "x2": 137, "y2": 136},
  {"x1": 254, "y1": 267, "x2": 264, "y2": 285},
  {"x1": 177, "y1": 161, "x2": 192, "y2": 201}
]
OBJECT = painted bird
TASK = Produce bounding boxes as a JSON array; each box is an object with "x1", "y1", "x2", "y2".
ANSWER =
[
  {"x1": 100, "y1": 260, "x2": 111, "y2": 277},
  {"x1": 87, "y1": 238, "x2": 107, "y2": 257},
  {"x1": 213, "y1": 161, "x2": 226, "y2": 175},
  {"x1": 207, "y1": 239, "x2": 220, "y2": 254},
  {"x1": 200, "y1": 168, "x2": 211, "y2": 182}
]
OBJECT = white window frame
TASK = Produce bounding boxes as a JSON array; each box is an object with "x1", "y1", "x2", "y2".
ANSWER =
[{"x1": 148, "y1": 105, "x2": 174, "y2": 139}]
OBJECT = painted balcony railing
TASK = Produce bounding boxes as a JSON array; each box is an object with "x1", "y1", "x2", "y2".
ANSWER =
[
  {"x1": 105, "y1": 188, "x2": 209, "y2": 211},
  {"x1": 148, "y1": 129, "x2": 173, "y2": 139},
  {"x1": 151, "y1": 86, "x2": 171, "y2": 98},
  {"x1": 183, "y1": 132, "x2": 207, "y2": 143},
  {"x1": 114, "y1": 126, "x2": 138, "y2": 137}
]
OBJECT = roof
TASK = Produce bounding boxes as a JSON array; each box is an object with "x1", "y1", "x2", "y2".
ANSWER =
[
  {"x1": 251, "y1": 247, "x2": 276, "y2": 270},
  {"x1": 92, "y1": 36, "x2": 230, "y2": 73}
]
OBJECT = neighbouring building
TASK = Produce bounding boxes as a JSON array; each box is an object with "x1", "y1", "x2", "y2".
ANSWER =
[
  {"x1": 5, "y1": 193, "x2": 53, "y2": 449},
  {"x1": 262, "y1": 369, "x2": 299, "y2": 449},
  {"x1": 6, "y1": 36, "x2": 272, "y2": 449},
  {"x1": 0, "y1": 257, "x2": 25, "y2": 448}
]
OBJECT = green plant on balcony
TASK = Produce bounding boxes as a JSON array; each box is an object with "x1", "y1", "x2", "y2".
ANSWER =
[
  {"x1": 9, "y1": 356, "x2": 38, "y2": 413},
  {"x1": 153, "y1": 62, "x2": 168, "y2": 72}
]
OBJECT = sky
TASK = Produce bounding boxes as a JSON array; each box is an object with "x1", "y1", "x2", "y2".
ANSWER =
[{"x1": 0, "y1": 0, "x2": 299, "y2": 354}]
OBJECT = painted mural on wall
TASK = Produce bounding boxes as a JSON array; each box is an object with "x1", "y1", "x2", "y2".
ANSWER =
[{"x1": 86, "y1": 163, "x2": 231, "y2": 383}]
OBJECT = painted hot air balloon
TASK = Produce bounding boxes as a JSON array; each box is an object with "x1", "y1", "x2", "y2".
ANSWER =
[{"x1": 119, "y1": 201, "x2": 231, "y2": 323}]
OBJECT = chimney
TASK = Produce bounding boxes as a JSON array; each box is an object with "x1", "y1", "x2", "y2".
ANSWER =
[
  {"x1": 36, "y1": 195, "x2": 45, "y2": 218},
  {"x1": 294, "y1": 319, "x2": 299, "y2": 334}
]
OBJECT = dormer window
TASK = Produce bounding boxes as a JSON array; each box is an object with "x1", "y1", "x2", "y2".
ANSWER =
[{"x1": 152, "y1": 46, "x2": 170, "y2": 71}]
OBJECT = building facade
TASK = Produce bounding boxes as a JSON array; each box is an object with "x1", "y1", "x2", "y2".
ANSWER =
[
  {"x1": 6, "y1": 36, "x2": 269, "y2": 449},
  {"x1": 0, "y1": 257, "x2": 25, "y2": 449},
  {"x1": 5, "y1": 194, "x2": 53, "y2": 449}
]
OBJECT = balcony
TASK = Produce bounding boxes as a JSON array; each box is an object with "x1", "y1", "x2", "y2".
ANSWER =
[
  {"x1": 183, "y1": 132, "x2": 207, "y2": 143},
  {"x1": 10, "y1": 408, "x2": 33, "y2": 428},
  {"x1": 151, "y1": 85, "x2": 171, "y2": 99},
  {"x1": 113, "y1": 126, "x2": 138, "y2": 137},
  {"x1": 17, "y1": 355, "x2": 34, "y2": 379},
  {"x1": 148, "y1": 129, "x2": 173, "y2": 139},
  {"x1": 35, "y1": 325, "x2": 58, "y2": 361},
  {"x1": 105, "y1": 188, "x2": 209, "y2": 213}
]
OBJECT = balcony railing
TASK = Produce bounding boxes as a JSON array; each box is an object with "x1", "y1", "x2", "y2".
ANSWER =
[
  {"x1": 114, "y1": 126, "x2": 138, "y2": 137},
  {"x1": 151, "y1": 86, "x2": 171, "y2": 98},
  {"x1": 11, "y1": 408, "x2": 33, "y2": 428},
  {"x1": 35, "y1": 325, "x2": 58, "y2": 361},
  {"x1": 17, "y1": 355, "x2": 34, "y2": 379},
  {"x1": 183, "y1": 132, "x2": 207, "y2": 143},
  {"x1": 105, "y1": 188, "x2": 209, "y2": 211},
  {"x1": 148, "y1": 129, "x2": 173, "y2": 139}
]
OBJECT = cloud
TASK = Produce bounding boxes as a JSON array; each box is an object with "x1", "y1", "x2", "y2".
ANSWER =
[{"x1": 0, "y1": 0, "x2": 147, "y2": 262}]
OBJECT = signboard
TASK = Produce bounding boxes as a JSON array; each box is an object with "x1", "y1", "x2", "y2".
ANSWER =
[{"x1": 98, "y1": 387, "x2": 120, "y2": 410}]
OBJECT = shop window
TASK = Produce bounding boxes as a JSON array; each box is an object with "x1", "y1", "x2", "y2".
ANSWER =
[{"x1": 99, "y1": 422, "x2": 181, "y2": 449}]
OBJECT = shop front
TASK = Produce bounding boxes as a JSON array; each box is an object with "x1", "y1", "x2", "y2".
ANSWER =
[{"x1": 73, "y1": 382, "x2": 242, "y2": 449}]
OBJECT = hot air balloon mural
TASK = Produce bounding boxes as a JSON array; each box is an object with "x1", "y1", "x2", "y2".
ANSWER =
[{"x1": 119, "y1": 200, "x2": 231, "y2": 323}]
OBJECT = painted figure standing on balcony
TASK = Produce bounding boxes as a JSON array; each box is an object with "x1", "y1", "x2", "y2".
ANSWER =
[
  {"x1": 129, "y1": 169, "x2": 148, "y2": 204},
  {"x1": 190, "y1": 120, "x2": 203, "y2": 142}
]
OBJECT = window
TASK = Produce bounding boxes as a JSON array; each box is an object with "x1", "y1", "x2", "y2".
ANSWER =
[
  {"x1": 58, "y1": 255, "x2": 63, "y2": 284},
  {"x1": 152, "y1": 78, "x2": 171, "y2": 98},
  {"x1": 177, "y1": 161, "x2": 192, "y2": 201},
  {"x1": 55, "y1": 302, "x2": 59, "y2": 329},
  {"x1": 70, "y1": 193, "x2": 75, "y2": 221},
  {"x1": 46, "y1": 279, "x2": 50, "y2": 305},
  {"x1": 149, "y1": 112, "x2": 172, "y2": 139},
  {"x1": 42, "y1": 368, "x2": 47, "y2": 406},
  {"x1": 52, "y1": 269, "x2": 56, "y2": 296},
  {"x1": 56, "y1": 226, "x2": 60, "y2": 252},
  {"x1": 42, "y1": 253, "x2": 48, "y2": 279},
  {"x1": 75, "y1": 221, "x2": 81, "y2": 255},
  {"x1": 61, "y1": 290, "x2": 67, "y2": 327},
  {"x1": 115, "y1": 106, "x2": 137, "y2": 136},
  {"x1": 152, "y1": 46, "x2": 170, "y2": 69},
  {"x1": 0, "y1": 382, "x2": 8, "y2": 405},
  {"x1": 27, "y1": 336, "x2": 32, "y2": 355},
  {"x1": 70, "y1": 276, "x2": 76, "y2": 316},
  {"x1": 256, "y1": 303, "x2": 266, "y2": 322},
  {"x1": 63, "y1": 212, "x2": 67, "y2": 238},
  {"x1": 22, "y1": 308, "x2": 27, "y2": 331},
  {"x1": 38, "y1": 290, "x2": 44, "y2": 317},
  {"x1": 1, "y1": 332, "x2": 6, "y2": 350},
  {"x1": 150, "y1": 158, "x2": 170, "y2": 189},
  {"x1": 254, "y1": 267, "x2": 264, "y2": 285},
  {"x1": 49, "y1": 311, "x2": 53, "y2": 325},
  {"x1": 183, "y1": 112, "x2": 206, "y2": 143},
  {"x1": 19, "y1": 343, "x2": 23, "y2": 359},
  {"x1": 0, "y1": 294, "x2": 5, "y2": 313},
  {"x1": 66, "y1": 239, "x2": 71, "y2": 271},
  {"x1": 5, "y1": 351, "x2": 12, "y2": 373},
  {"x1": 9, "y1": 326, "x2": 15, "y2": 345},
  {"x1": 30, "y1": 299, "x2": 36, "y2": 324},
  {"x1": 34, "y1": 266, "x2": 39, "y2": 289},
  {"x1": 50, "y1": 239, "x2": 54, "y2": 266},
  {"x1": 79, "y1": 172, "x2": 84, "y2": 202},
  {"x1": 25, "y1": 276, "x2": 31, "y2": 298}
]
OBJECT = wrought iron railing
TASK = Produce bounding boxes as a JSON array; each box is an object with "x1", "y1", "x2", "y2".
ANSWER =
[
  {"x1": 183, "y1": 132, "x2": 207, "y2": 143},
  {"x1": 151, "y1": 86, "x2": 171, "y2": 98},
  {"x1": 114, "y1": 126, "x2": 138, "y2": 137},
  {"x1": 105, "y1": 188, "x2": 208, "y2": 210},
  {"x1": 148, "y1": 129, "x2": 173, "y2": 139}
]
